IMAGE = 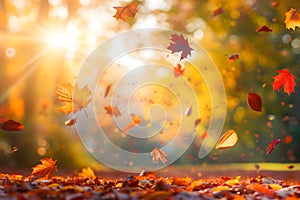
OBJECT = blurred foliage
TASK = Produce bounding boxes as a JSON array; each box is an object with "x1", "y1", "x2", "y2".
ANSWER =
[{"x1": 0, "y1": 0, "x2": 300, "y2": 170}]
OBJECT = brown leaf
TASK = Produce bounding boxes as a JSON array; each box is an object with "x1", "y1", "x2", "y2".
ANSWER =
[
  {"x1": 213, "y1": 7, "x2": 224, "y2": 16},
  {"x1": 228, "y1": 53, "x2": 239, "y2": 63},
  {"x1": 150, "y1": 147, "x2": 167, "y2": 164},
  {"x1": 104, "y1": 84, "x2": 112, "y2": 98},
  {"x1": 32, "y1": 157, "x2": 57, "y2": 179},
  {"x1": 216, "y1": 129, "x2": 238, "y2": 149},
  {"x1": 247, "y1": 93, "x2": 262, "y2": 112},
  {"x1": 54, "y1": 83, "x2": 92, "y2": 115},
  {"x1": 113, "y1": 2, "x2": 138, "y2": 21},
  {"x1": 0, "y1": 120, "x2": 24, "y2": 131}
]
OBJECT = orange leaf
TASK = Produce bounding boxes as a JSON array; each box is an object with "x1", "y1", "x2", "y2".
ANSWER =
[
  {"x1": 216, "y1": 129, "x2": 238, "y2": 149},
  {"x1": 113, "y1": 2, "x2": 137, "y2": 21},
  {"x1": 150, "y1": 147, "x2": 167, "y2": 164},
  {"x1": 167, "y1": 34, "x2": 193, "y2": 60},
  {"x1": 78, "y1": 167, "x2": 96, "y2": 181},
  {"x1": 32, "y1": 157, "x2": 57, "y2": 179},
  {"x1": 247, "y1": 93, "x2": 262, "y2": 112},
  {"x1": 284, "y1": 8, "x2": 300, "y2": 31},
  {"x1": 123, "y1": 114, "x2": 141, "y2": 132},
  {"x1": 266, "y1": 138, "x2": 283, "y2": 156},
  {"x1": 104, "y1": 105, "x2": 121, "y2": 116},
  {"x1": 174, "y1": 63, "x2": 185, "y2": 77},
  {"x1": 228, "y1": 53, "x2": 239, "y2": 63},
  {"x1": 255, "y1": 25, "x2": 272, "y2": 32},
  {"x1": 54, "y1": 83, "x2": 92, "y2": 114},
  {"x1": 0, "y1": 120, "x2": 24, "y2": 131},
  {"x1": 272, "y1": 68, "x2": 296, "y2": 95}
]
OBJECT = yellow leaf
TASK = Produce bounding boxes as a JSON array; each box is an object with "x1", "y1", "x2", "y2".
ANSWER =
[
  {"x1": 78, "y1": 167, "x2": 96, "y2": 181},
  {"x1": 54, "y1": 83, "x2": 92, "y2": 115},
  {"x1": 216, "y1": 129, "x2": 238, "y2": 149},
  {"x1": 268, "y1": 184, "x2": 282, "y2": 190},
  {"x1": 225, "y1": 178, "x2": 240, "y2": 186},
  {"x1": 211, "y1": 186, "x2": 231, "y2": 193},
  {"x1": 284, "y1": 8, "x2": 300, "y2": 31}
]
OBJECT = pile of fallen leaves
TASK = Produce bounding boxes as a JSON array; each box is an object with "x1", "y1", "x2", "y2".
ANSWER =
[
  {"x1": 0, "y1": 170, "x2": 299, "y2": 199},
  {"x1": 0, "y1": 158, "x2": 299, "y2": 199}
]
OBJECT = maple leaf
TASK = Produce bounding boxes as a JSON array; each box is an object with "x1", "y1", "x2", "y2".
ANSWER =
[
  {"x1": 247, "y1": 93, "x2": 262, "y2": 112},
  {"x1": 150, "y1": 147, "x2": 167, "y2": 164},
  {"x1": 284, "y1": 8, "x2": 300, "y2": 31},
  {"x1": 54, "y1": 83, "x2": 92, "y2": 115},
  {"x1": 266, "y1": 138, "x2": 283, "y2": 156},
  {"x1": 255, "y1": 25, "x2": 272, "y2": 32},
  {"x1": 0, "y1": 120, "x2": 24, "y2": 131},
  {"x1": 216, "y1": 129, "x2": 238, "y2": 149},
  {"x1": 174, "y1": 63, "x2": 185, "y2": 77},
  {"x1": 78, "y1": 167, "x2": 96, "y2": 181},
  {"x1": 228, "y1": 53, "x2": 239, "y2": 63},
  {"x1": 113, "y1": 2, "x2": 137, "y2": 21},
  {"x1": 32, "y1": 157, "x2": 57, "y2": 179},
  {"x1": 167, "y1": 34, "x2": 193, "y2": 60},
  {"x1": 272, "y1": 69, "x2": 296, "y2": 95}
]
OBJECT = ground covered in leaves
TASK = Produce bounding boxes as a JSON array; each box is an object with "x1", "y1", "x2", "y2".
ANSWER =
[{"x1": 0, "y1": 172, "x2": 299, "y2": 200}]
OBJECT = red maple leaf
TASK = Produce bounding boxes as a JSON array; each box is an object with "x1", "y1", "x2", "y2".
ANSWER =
[
  {"x1": 167, "y1": 34, "x2": 193, "y2": 60},
  {"x1": 174, "y1": 63, "x2": 184, "y2": 77},
  {"x1": 272, "y1": 68, "x2": 296, "y2": 95}
]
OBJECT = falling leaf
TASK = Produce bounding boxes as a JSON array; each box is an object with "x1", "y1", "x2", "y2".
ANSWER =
[
  {"x1": 123, "y1": 114, "x2": 141, "y2": 132},
  {"x1": 174, "y1": 63, "x2": 185, "y2": 77},
  {"x1": 247, "y1": 93, "x2": 262, "y2": 112},
  {"x1": 104, "y1": 105, "x2": 121, "y2": 116},
  {"x1": 213, "y1": 7, "x2": 224, "y2": 16},
  {"x1": 104, "y1": 84, "x2": 112, "y2": 98},
  {"x1": 216, "y1": 129, "x2": 238, "y2": 149},
  {"x1": 32, "y1": 157, "x2": 57, "y2": 179},
  {"x1": 184, "y1": 106, "x2": 192, "y2": 116},
  {"x1": 201, "y1": 131, "x2": 207, "y2": 140},
  {"x1": 78, "y1": 167, "x2": 96, "y2": 181},
  {"x1": 113, "y1": 2, "x2": 138, "y2": 21},
  {"x1": 255, "y1": 25, "x2": 272, "y2": 32},
  {"x1": 54, "y1": 83, "x2": 92, "y2": 114},
  {"x1": 0, "y1": 120, "x2": 24, "y2": 131},
  {"x1": 271, "y1": 1, "x2": 280, "y2": 7},
  {"x1": 150, "y1": 147, "x2": 167, "y2": 164},
  {"x1": 194, "y1": 118, "x2": 201, "y2": 127},
  {"x1": 284, "y1": 8, "x2": 300, "y2": 31},
  {"x1": 266, "y1": 138, "x2": 283, "y2": 156},
  {"x1": 272, "y1": 68, "x2": 296, "y2": 95},
  {"x1": 65, "y1": 118, "x2": 76, "y2": 126},
  {"x1": 227, "y1": 53, "x2": 239, "y2": 63},
  {"x1": 167, "y1": 34, "x2": 193, "y2": 60}
]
